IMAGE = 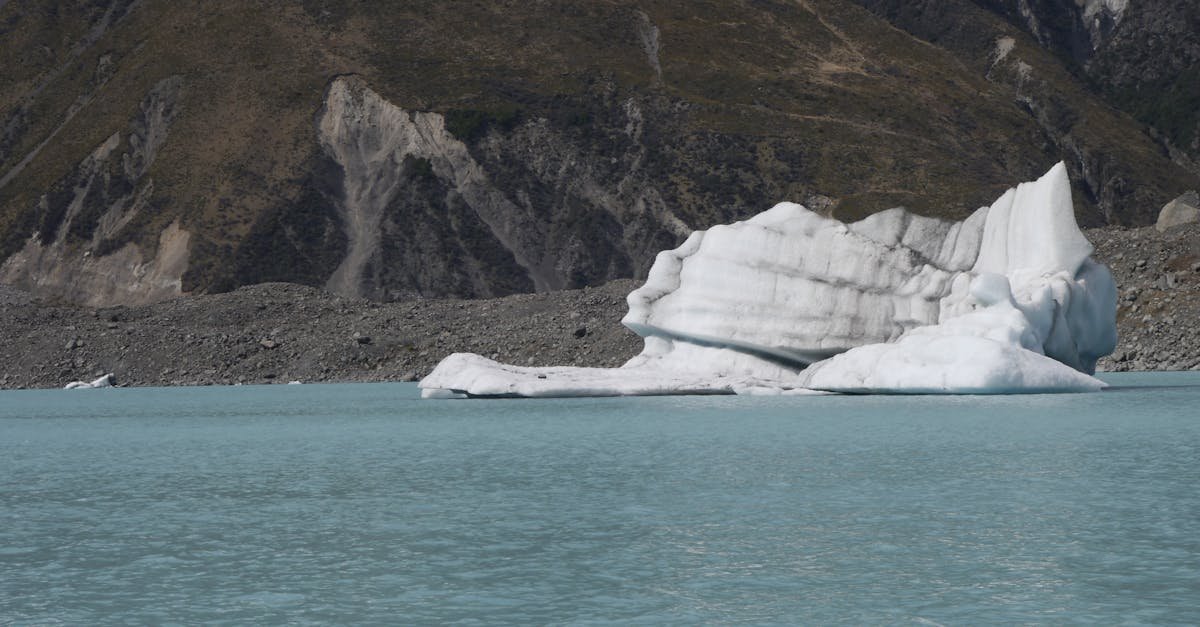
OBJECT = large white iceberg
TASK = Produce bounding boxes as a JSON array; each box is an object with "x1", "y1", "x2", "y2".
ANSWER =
[{"x1": 420, "y1": 163, "x2": 1117, "y2": 397}]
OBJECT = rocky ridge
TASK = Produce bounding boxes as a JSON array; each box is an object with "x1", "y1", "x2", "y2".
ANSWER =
[{"x1": 1, "y1": 226, "x2": 1197, "y2": 390}]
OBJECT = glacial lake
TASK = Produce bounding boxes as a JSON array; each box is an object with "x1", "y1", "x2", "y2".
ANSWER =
[{"x1": 2, "y1": 372, "x2": 1199, "y2": 624}]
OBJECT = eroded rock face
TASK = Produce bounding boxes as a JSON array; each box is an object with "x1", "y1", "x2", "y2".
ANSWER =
[
  {"x1": 991, "y1": 0, "x2": 1129, "y2": 64},
  {"x1": 311, "y1": 76, "x2": 685, "y2": 300},
  {"x1": 851, "y1": 0, "x2": 1193, "y2": 226},
  {"x1": 0, "y1": 218, "x2": 189, "y2": 308},
  {"x1": 958, "y1": 0, "x2": 1200, "y2": 171},
  {"x1": 0, "y1": 76, "x2": 188, "y2": 307},
  {"x1": 317, "y1": 77, "x2": 545, "y2": 299}
]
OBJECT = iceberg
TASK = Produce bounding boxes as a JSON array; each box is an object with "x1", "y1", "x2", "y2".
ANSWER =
[
  {"x1": 420, "y1": 163, "x2": 1117, "y2": 398},
  {"x1": 64, "y1": 373, "x2": 116, "y2": 390}
]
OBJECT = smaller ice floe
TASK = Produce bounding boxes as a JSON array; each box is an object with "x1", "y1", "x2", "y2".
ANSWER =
[
  {"x1": 64, "y1": 373, "x2": 116, "y2": 390},
  {"x1": 420, "y1": 353, "x2": 830, "y2": 398},
  {"x1": 288, "y1": 380, "x2": 303, "y2": 385},
  {"x1": 421, "y1": 163, "x2": 1116, "y2": 398}
]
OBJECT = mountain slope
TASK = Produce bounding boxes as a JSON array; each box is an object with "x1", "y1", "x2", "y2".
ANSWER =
[
  {"x1": 1, "y1": 0, "x2": 1196, "y2": 305},
  {"x1": 860, "y1": 0, "x2": 1200, "y2": 172}
]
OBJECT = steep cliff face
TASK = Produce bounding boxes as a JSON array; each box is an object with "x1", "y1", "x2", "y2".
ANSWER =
[
  {"x1": 0, "y1": 76, "x2": 187, "y2": 306},
  {"x1": 317, "y1": 77, "x2": 567, "y2": 298},
  {"x1": 853, "y1": 0, "x2": 1195, "y2": 223},
  {"x1": 973, "y1": 0, "x2": 1128, "y2": 66},
  {"x1": 2, "y1": 0, "x2": 1197, "y2": 305},
  {"x1": 218, "y1": 89, "x2": 651, "y2": 302},
  {"x1": 1087, "y1": 1, "x2": 1200, "y2": 169},
  {"x1": 938, "y1": 0, "x2": 1200, "y2": 170},
  {"x1": 242, "y1": 76, "x2": 688, "y2": 300}
]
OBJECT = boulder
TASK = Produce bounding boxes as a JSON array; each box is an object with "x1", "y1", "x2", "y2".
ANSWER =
[{"x1": 1156, "y1": 191, "x2": 1200, "y2": 232}]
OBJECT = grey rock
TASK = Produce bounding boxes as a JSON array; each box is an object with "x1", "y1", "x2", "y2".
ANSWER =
[{"x1": 1156, "y1": 191, "x2": 1200, "y2": 232}]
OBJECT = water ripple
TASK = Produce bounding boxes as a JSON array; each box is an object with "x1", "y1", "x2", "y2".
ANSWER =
[{"x1": 2, "y1": 374, "x2": 1199, "y2": 623}]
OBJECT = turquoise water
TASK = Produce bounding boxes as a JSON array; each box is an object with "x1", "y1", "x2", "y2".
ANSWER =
[{"x1": 2, "y1": 373, "x2": 1199, "y2": 624}]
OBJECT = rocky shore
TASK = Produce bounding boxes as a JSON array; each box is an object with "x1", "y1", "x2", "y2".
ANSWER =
[
  {"x1": 1090, "y1": 223, "x2": 1200, "y2": 372},
  {"x1": 1, "y1": 224, "x2": 1198, "y2": 390},
  {"x1": 0, "y1": 280, "x2": 643, "y2": 390}
]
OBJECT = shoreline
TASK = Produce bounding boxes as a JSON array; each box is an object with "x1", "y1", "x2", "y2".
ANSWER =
[
  {"x1": 2, "y1": 224, "x2": 1198, "y2": 391},
  {"x1": 0, "y1": 280, "x2": 643, "y2": 390},
  {"x1": 5, "y1": 370, "x2": 1199, "y2": 395}
]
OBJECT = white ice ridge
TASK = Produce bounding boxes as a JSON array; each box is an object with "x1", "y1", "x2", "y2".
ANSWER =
[
  {"x1": 64, "y1": 373, "x2": 115, "y2": 390},
  {"x1": 420, "y1": 163, "x2": 1117, "y2": 398}
]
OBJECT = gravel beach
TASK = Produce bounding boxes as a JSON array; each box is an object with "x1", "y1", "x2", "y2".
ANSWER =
[{"x1": 2, "y1": 225, "x2": 1198, "y2": 389}]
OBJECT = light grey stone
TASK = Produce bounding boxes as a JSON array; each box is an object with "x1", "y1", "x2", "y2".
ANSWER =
[{"x1": 1156, "y1": 190, "x2": 1200, "y2": 232}]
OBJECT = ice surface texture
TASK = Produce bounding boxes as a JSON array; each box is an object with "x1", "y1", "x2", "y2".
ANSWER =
[{"x1": 421, "y1": 163, "x2": 1117, "y2": 397}]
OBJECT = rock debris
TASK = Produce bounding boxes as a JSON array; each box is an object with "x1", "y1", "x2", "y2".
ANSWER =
[{"x1": 1, "y1": 224, "x2": 1198, "y2": 390}]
